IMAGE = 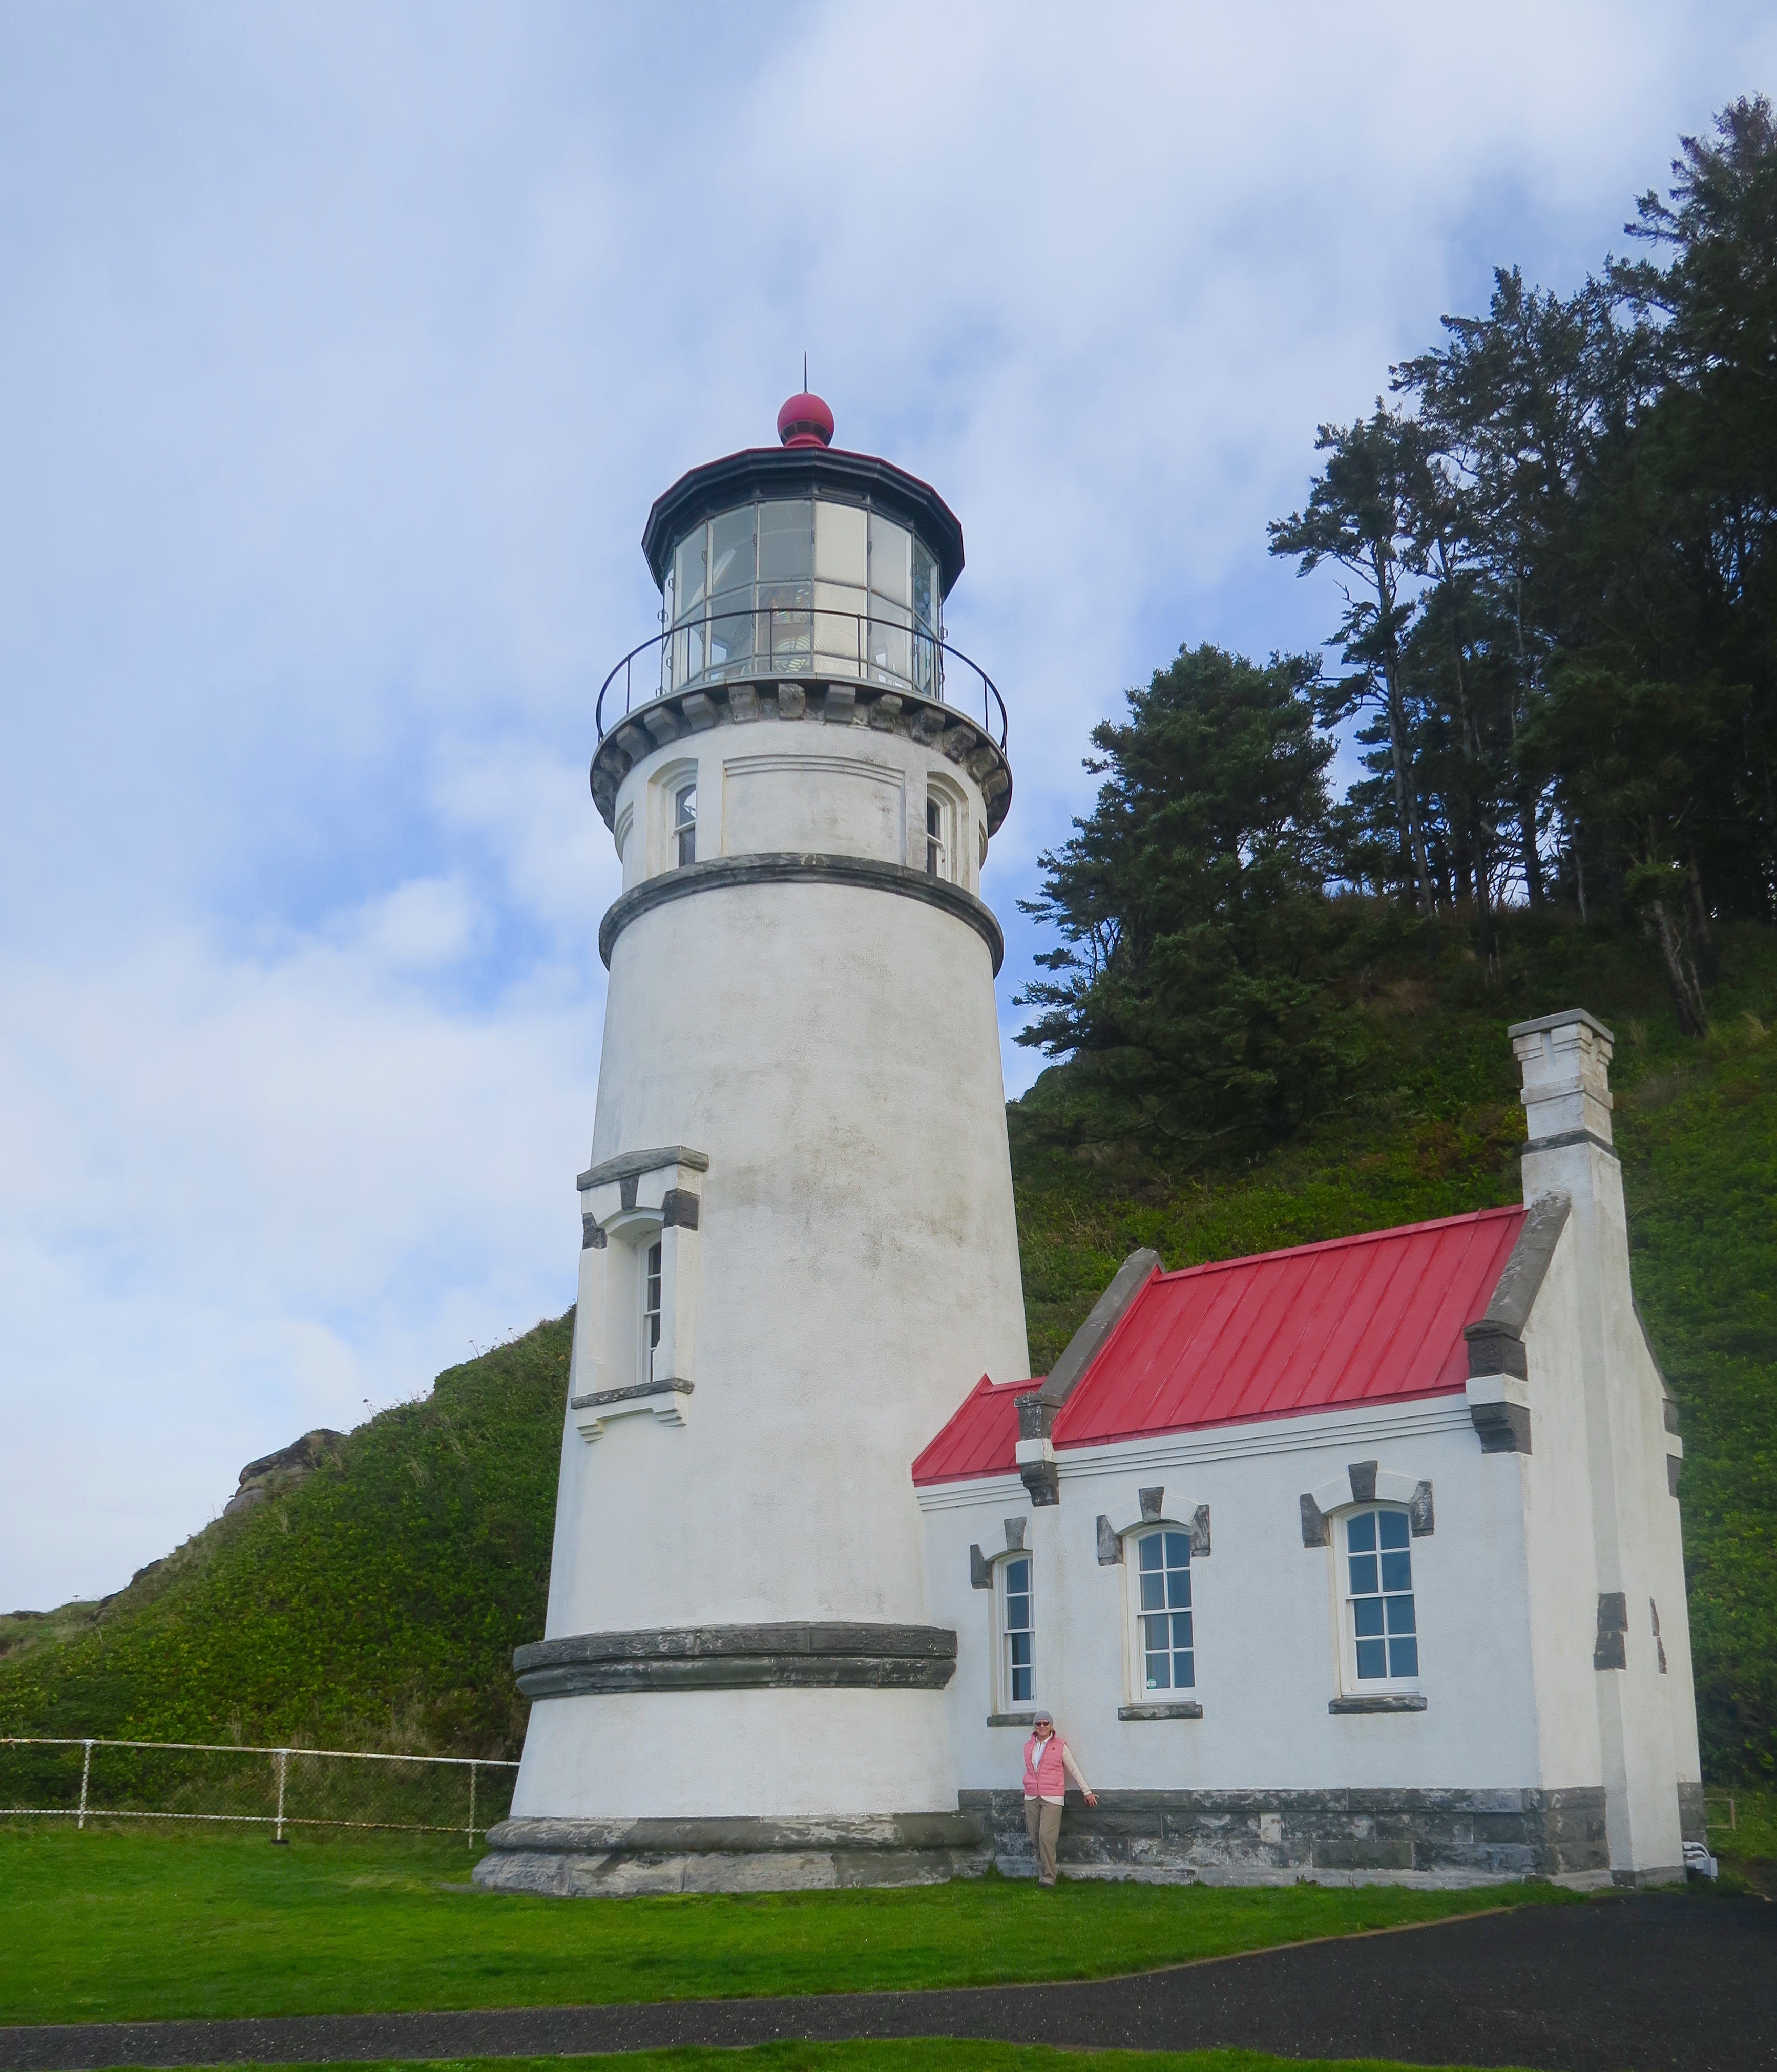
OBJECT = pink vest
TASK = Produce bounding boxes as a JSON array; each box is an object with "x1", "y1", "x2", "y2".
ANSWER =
[{"x1": 1023, "y1": 1732, "x2": 1067, "y2": 1798}]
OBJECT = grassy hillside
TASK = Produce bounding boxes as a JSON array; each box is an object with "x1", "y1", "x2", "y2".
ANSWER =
[
  {"x1": 0, "y1": 1323, "x2": 570, "y2": 1757},
  {"x1": 1, "y1": 914, "x2": 1771, "y2": 1784}
]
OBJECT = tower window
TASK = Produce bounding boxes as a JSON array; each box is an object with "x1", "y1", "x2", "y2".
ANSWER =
[
  {"x1": 1001, "y1": 1554, "x2": 1034, "y2": 1704},
  {"x1": 641, "y1": 1239, "x2": 662, "y2": 1385},
  {"x1": 674, "y1": 782, "x2": 697, "y2": 868},
  {"x1": 926, "y1": 796, "x2": 946, "y2": 879},
  {"x1": 1136, "y1": 1529, "x2": 1194, "y2": 1690},
  {"x1": 1345, "y1": 1508, "x2": 1417, "y2": 1681}
]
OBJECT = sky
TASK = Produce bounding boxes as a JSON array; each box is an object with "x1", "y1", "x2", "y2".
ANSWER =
[{"x1": 3, "y1": 1, "x2": 1773, "y2": 1611}]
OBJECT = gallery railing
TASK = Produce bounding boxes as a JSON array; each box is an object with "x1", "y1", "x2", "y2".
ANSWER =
[
  {"x1": 0, "y1": 1735, "x2": 518, "y2": 1846},
  {"x1": 597, "y1": 607, "x2": 1008, "y2": 753}
]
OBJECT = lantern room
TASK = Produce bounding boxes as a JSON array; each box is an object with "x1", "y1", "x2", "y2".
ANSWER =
[{"x1": 636, "y1": 390, "x2": 969, "y2": 706}]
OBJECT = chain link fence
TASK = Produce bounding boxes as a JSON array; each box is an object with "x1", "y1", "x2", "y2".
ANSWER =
[{"x1": 0, "y1": 1736, "x2": 518, "y2": 1844}]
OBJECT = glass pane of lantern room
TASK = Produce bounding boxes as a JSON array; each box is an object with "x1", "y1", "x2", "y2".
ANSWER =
[
  {"x1": 672, "y1": 527, "x2": 706, "y2": 684},
  {"x1": 673, "y1": 530, "x2": 706, "y2": 623},
  {"x1": 814, "y1": 501, "x2": 866, "y2": 675},
  {"x1": 706, "y1": 506, "x2": 756, "y2": 673},
  {"x1": 870, "y1": 514, "x2": 910, "y2": 609},
  {"x1": 758, "y1": 500, "x2": 812, "y2": 672},
  {"x1": 912, "y1": 539, "x2": 939, "y2": 696},
  {"x1": 868, "y1": 515, "x2": 911, "y2": 683},
  {"x1": 866, "y1": 516, "x2": 908, "y2": 684}
]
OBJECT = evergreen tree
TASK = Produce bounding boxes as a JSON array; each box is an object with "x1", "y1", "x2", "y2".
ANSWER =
[
  {"x1": 1269, "y1": 410, "x2": 1434, "y2": 910},
  {"x1": 1017, "y1": 646, "x2": 1350, "y2": 1151}
]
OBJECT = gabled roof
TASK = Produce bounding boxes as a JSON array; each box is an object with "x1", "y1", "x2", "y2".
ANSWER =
[{"x1": 912, "y1": 1206, "x2": 1527, "y2": 1486}]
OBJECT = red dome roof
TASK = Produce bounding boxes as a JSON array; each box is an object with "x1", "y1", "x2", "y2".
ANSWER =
[{"x1": 777, "y1": 391, "x2": 834, "y2": 449}]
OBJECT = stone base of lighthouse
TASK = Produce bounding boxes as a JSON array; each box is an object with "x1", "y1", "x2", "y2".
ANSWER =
[
  {"x1": 473, "y1": 1686, "x2": 987, "y2": 1895},
  {"x1": 473, "y1": 1813, "x2": 988, "y2": 1897}
]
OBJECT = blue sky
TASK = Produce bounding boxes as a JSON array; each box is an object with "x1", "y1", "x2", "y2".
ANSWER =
[{"x1": 4, "y1": 1, "x2": 1773, "y2": 1608}]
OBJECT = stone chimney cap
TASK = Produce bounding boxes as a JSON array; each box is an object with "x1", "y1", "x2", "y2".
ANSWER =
[{"x1": 1507, "y1": 1008, "x2": 1615, "y2": 1045}]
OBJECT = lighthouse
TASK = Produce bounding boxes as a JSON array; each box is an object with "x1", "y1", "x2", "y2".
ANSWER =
[{"x1": 476, "y1": 391, "x2": 1028, "y2": 1894}]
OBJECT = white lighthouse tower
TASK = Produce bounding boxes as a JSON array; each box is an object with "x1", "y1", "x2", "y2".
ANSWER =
[{"x1": 476, "y1": 391, "x2": 1028, "y2": 1894}]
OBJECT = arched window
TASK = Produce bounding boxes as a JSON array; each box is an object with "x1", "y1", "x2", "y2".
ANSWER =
[
  {"x1": 999, "y1": 1552, "x2": 1034, "y2": 1706},
  {"x1": 1343, "y1": 1507, "x2": 1417, "y2": 1683},
  {"x1": 640, "y1": 1238, "x2": 662, "y2": 1387},
  {"x1": 673, "y1": 780, "x2": 697, "y2": 868},
  {"x1": 1133, "y1": 1528, "x2": 1194, "y2": 1693}
]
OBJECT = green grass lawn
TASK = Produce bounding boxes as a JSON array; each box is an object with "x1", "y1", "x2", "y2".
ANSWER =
[
  {"x1": 208, "y1": 2052, "x2": 1523, "y2": 2072},
  {"x1": 0, "y1": 1826, "x2": 1579, "y2": 2026},
  {"x1": 1711, "y1": 1783, "x2": 1777, "y2": 1860}
]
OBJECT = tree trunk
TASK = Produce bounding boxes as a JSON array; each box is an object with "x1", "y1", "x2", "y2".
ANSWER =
[
  {"x1": 1647, "y1": 901, "x2": 1708, "y2": 1037},
  {"x1": 1506, "y1": 569, "x2": 1544, "y2": 907},
  {"x1": 1471, "y1": 809, "x2": 1496, "y2": 956},
  {"x1": 1382, "y1": 686, "x2": 1422, "y2": 912},
  {"x1": 1444, "y1": 607, "x2": 1495, "y2": 954},
  {"x1": 1517, "y1": 790, "x2": 1545, "y2": 906},
  {"x1": 1687, "y1": 845, "x2": 1718, "y2": 985}
]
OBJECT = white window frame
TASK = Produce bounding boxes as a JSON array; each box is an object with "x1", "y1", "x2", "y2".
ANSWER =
[
  {"x1": 924, "y1": 775, "x2": 968, "y2": 889},
  {"x1": 673, "y1": 779, "x2": 697, "y2": 868},
  {"x1": 570, "y1": 1152, "x2": 705, "y2": 1441},
  {"x1": 1332, "y1": 1503, "x2": 1421, "y2": 1695},
  {"x1": 639, "y1": 1235, "x2": 663, "y2": 1388},
  {"x1": 1128, "y1": 1524, "x2": 1196, "y2": 1699},
  {"x1": 650, "y1": 758, "x2": 700, "y2": 877},
  {"x1": 995, "y1": 1549, "x2": 1037, "y2": 1712}
]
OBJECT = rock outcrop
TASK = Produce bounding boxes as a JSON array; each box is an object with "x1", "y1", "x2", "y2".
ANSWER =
[{"x1": 224, "y1": 1429, "x2": 345, "y2": 1516}]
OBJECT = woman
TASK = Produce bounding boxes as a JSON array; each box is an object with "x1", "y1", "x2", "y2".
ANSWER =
[{"x1": 1021, "y1": 1707, "x2": 1096, "y2": 1887}]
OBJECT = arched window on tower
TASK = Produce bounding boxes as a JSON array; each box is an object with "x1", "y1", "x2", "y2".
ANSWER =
[
  {"x1": 674, "y1": 781, "x2": 697, "y2": 868},
  {"x1": 640, "y1": 1238, "x2": 663, "y2": 1387}
]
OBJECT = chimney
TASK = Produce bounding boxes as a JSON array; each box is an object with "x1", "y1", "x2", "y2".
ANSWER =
[{"x1": 1510, "y1": 1008, "x2": 1615, "y2": 1154}]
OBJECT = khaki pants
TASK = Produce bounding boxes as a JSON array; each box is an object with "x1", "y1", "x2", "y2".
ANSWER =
[{"x1": 1024, "y1": 1796, "x2": 1062, "y2": 1884}]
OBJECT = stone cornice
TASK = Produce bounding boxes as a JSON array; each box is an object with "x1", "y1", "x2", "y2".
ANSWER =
[
  {"x1": 599, "y1": 853, "x2": 1005, "y2": 975},
  {"x1": 590, "y1": 677, "x2": 1012, "y2": 834},
  {"x1": 513, "y1": 1621, "x2": 959, "y2": 1696}
]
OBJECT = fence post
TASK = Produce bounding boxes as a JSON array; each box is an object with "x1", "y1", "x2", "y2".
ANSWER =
[
  {"x1": 467, "y1": 1761, "x2": 477, "y2": 1848},
  {"x1": 274, "y1": 1749, "x2": 288, "y2": 1844},
  {"x1": 77, "y1": 1739, "x2": 93, "y2": 1830}
]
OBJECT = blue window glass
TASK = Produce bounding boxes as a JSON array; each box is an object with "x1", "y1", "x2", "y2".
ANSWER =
[
  {"x1": 1138, "y1": 1529, "x2": 1193, "y2": 1690},
  {"x1": 1346, "y1": 1508, "x2": 1417, "y2": 1681}
]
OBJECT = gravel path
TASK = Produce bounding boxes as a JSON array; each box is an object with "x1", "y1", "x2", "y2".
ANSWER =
[{"x1": 1, "y1": 1891, "x2": 1769, "y2": 2071}]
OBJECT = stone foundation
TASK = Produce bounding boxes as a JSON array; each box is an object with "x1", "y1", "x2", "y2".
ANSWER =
[
  {"x1": 959, "y1": 1786, "x2": 1611, "y2": 1885},
  {"x1": 476, "y1": 1786, "x2": 1640, "y2": 1895},
  {"x1": 473, "y1": 1812, "x2": 988, "y2": 1897},
  {"x1": 1677, "y1": 1780, "x2": 1707, "y2": 1846}
]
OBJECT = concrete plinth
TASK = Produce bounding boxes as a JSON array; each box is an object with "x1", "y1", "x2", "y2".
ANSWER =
[{"x1": 473, "y1": 1812, "x2": 988, "y2": 1897}]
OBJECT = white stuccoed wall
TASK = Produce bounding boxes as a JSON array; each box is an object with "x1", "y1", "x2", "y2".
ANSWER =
[
  {"x1": 513, "y1": 708, "x2": 1030, "y2": 1823},
  {"x1": 1512, "y1": 1011, "x2": 1698, "y2": 1877},
  {"x1": 922, "y1": 1401, "x2": 1540, "y2": 1795}
]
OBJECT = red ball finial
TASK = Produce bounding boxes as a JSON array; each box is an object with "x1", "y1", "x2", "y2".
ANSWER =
[{"x1": 778, "y1": 390, "x2": 834, "y2": 449}]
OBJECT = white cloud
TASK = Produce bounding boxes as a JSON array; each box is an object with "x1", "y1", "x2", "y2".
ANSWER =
[{"x1": 2, "y1": 0, "x2": 1772, "y2": 1603}]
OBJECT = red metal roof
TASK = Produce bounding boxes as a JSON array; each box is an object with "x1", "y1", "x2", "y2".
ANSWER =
[
  {"x1": 911, "y1": 1375, "x2": 1038, "y2": 1487},
  {"x1": 912, "y1": 1207, "x2": 1525, "y2": 1485}
]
